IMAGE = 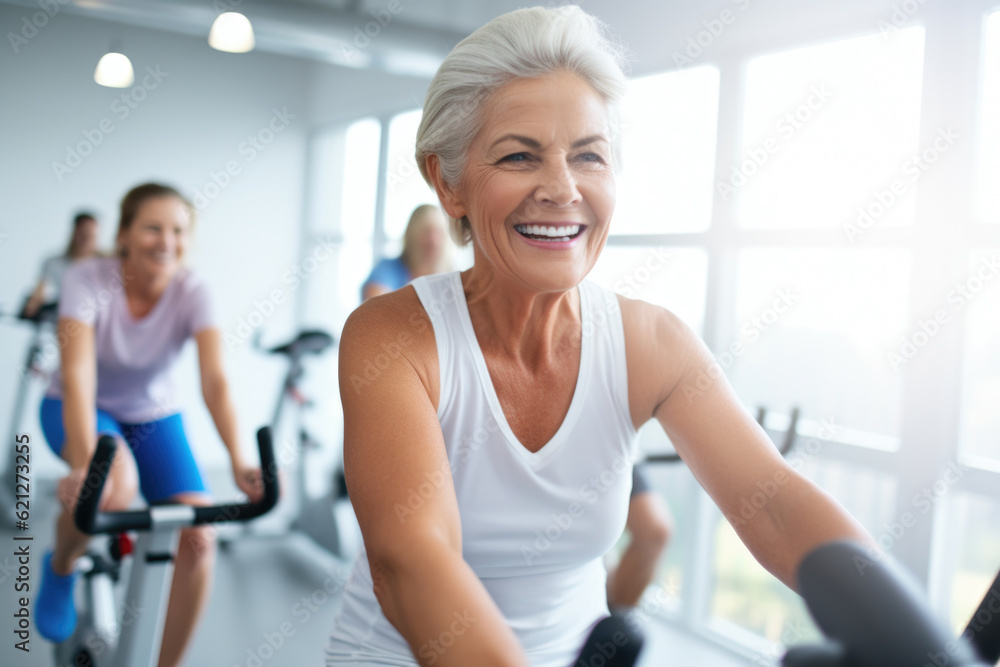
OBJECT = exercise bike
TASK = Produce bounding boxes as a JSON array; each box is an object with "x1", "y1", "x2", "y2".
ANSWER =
[
  {"x1": 244, "y1": 329, "x2": 360, "y2": 560},
  {"x1": 783, "y1": 540, "x2": 1000, "y2": 666},
  {"x1": 0, "y1": 299, "x2": 59, "y2": 525},
  {"x1": 54, "y1": 427, "x2": 280, "y2": 667}
]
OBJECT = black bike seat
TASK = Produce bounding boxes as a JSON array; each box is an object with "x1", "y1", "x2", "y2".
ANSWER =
[{"x1": 266, "y1": 330, "x2": 335, "y2": 357}]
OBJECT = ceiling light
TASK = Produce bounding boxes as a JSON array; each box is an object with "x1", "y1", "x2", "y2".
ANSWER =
[
  {"x1": 209, "y1": 12, "x2": 255, "y2": 53},
  {"x1": 94, "y1": 52, "x2": 134, "y2": 88}
]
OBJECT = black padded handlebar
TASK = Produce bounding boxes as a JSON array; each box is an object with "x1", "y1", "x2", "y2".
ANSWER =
[
  {"x1": 784, "y1": 541, "x2": 987, "y2": 667},
  {"x1": 572, "y1": 613, "x2": 644, "y2": 666},
  {"x1": 75, "y1": 426, "x2": 280, "y2": 535}
]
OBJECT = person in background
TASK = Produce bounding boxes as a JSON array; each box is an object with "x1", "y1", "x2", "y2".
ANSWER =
[
  {"x1": 22, "y1": 212, "x2": 100, "y2": 318},
  {"x1": 361, "y1": 204, "x2": 452, "y2": 301},
  {"x1": 605, "y1": 466, "x2": 674, "y2": 615},
  {"x1": 34, "y1": 183, "x2": 262, "y2": 667}
]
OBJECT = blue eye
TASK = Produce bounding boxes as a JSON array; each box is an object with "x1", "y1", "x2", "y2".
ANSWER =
[
  {"x1": 579, "y1": 152, "x2": 604, "y2": 163},
  {"x1": 500, "y1": 152, "x2": 530, "y2": 163}
]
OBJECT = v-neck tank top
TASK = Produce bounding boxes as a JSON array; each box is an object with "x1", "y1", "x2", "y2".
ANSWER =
[{"x1": 326, "y1": 271, "x2": 639, "y2": 667}]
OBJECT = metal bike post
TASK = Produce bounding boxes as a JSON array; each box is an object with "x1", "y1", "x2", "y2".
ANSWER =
[{"x1": 113, "y1": 506, "x2": 191, "y2": 667}]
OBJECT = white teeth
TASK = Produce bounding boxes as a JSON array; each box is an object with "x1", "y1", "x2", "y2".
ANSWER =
[{"x1": 515, "y1": 224, "x2": 582, "y2": 238}]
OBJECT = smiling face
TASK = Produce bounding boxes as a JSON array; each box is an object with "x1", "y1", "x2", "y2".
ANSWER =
[
  {"x1": 435, "y1": 69, "x2": 616, "y2": 292},
  {"x1": 118, "y1": 195, "x2": 191, "y2": 279}
]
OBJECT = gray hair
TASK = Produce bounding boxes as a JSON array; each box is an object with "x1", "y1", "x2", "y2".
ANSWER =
[{"x1": 415, "y1": 5, "x2": 629, "y2": 246}]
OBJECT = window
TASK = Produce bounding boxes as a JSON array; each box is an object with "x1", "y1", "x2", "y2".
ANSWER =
[
  {"x1": 711, "y1": 458, "x2": 897, "y2": 643},
  {"x1": 975, "y1": 11, "x2": 1000, "y2": 223},
  {"x1": 730, "y1": 248, "x2": 911, "y2": 440},
  {"x1": 737, "y1": 28, "x2": 925, "y2": 229},
  {"x1": 944, "y1": 492, "x2": 1000, "y2": 632},
  {"x1": 384, "y1": 109, "x2": 439, "y2": 246},
  {"x1": 336, "y1": 118, "x2": 381, "y2": 311},
  {"x1": 615, "y1": 66, "x2": 720, "y2": 234},
  {"x1": 585, "y1": 247, "x2": 708, "y2": 335},
  {"x1": 958, "y1": 249, "x2": 1000, "y2": 465}
]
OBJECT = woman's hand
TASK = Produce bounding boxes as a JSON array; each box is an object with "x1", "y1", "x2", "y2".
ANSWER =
[
  {"x1": 231, "y1": 460, "x2": 264, "y2": 503},
  {"x1": 57, "y1": 466, "x2": 113, "y2": 515}
]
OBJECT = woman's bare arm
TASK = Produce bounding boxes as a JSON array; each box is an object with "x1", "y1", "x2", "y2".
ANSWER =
[
  {"x1": 58, "y1": 318, "x2": 97, "y2": 470},
  {"x1": 340, "y1": 294, "x2": 528, "y2": 667},
  {"x1": 627, "y1": 300, "x2": 875, "y2": 590},
  {"x1": 196, "y1": 327, "x2": 261, "y2": 500}
]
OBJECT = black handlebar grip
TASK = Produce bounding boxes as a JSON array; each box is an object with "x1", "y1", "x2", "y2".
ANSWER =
[
  {"x1": 74, "y1": 427, "x2": 280, "y2": 534},
  {"x1": 781, "y1": 641, "x2": 848, "y2": 666},
  {"x1": 964, "y1": 569, "x2": 1000, "y2": 664},
  {"x1": 74, "y1": 436, "x2": 151, "y2": 535},
  {"x1": 192, "y1": 425, "x2": 280, "y2": 524},
  {"x1": 73, "y1": 435, "x2": 116, "y2": 534},
  {"x1": 572, "y1": 613, "x2": 644, "y2": 666},
  {"x1": 797, "y1": 541, "x2": 984, "y2": 667}
]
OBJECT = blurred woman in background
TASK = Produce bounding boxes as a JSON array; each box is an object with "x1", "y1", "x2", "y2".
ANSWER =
[
  {"x1": 34, "y1": 183, "x2": 262, "y2": 667},
  {"x1": 361, "y1": 204, "x2": 452, "y2": 301},
  {"x1": 22, "y1": 212, "x2": 100, "y2": 318}
]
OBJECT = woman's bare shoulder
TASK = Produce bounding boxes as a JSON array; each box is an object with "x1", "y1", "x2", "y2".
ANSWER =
[
  {"x1": 341, "y1": 285, "x2": 439, "y2": 405},
  {"x1": 614, "y1": 293, "x2": 702, "y2": 426}
]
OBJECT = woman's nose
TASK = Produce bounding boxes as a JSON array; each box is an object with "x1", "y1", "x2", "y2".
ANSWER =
[{"x1": 533, "y1": 161, "x2": 582, "y2": 208}]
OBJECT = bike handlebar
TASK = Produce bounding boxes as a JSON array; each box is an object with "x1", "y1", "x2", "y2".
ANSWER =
[
  {"x1": 784, "y1": 541, "x2": 988, "y2": 667},
  {"x1": 573, "y1": 613, "x2": 644, "y2": 666},
  {"x1": 74, "y1": 426, "x2": 280, "y2": 535}
]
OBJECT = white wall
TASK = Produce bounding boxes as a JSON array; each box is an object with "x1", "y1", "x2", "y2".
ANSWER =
[{"x1": 0, "y1": 6, "x2": 432, "y2": 493}]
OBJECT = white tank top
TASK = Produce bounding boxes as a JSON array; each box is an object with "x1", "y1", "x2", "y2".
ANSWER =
[{"x1": 326, "y1": 271, "x2": 639, "y2": 667}]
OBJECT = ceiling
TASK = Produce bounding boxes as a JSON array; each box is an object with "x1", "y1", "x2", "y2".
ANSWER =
[{"x1": 3, "y1": 0, "x2": 983, "y2": 78}]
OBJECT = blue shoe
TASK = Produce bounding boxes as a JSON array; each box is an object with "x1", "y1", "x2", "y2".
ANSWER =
[{"x1": 35, "y1": 551, "x2": 77, "y2": 643}]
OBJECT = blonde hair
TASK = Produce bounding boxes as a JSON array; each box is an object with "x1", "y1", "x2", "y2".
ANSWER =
[{"x1": 401, "y1": 204, "x2": 452, "y2": 274}]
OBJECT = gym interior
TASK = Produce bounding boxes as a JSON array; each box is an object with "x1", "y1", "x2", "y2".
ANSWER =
[{"x1": 1, "y1": 0, "x2": 999, "y2": 665}]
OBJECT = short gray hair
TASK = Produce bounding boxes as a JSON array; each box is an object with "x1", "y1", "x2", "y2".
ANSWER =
[{"x1": 415, "y1": 5, "x2": 629, "y2": 246}]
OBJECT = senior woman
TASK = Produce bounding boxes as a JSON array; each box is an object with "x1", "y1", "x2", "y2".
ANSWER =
[{"x1": 327, "y1": 6, "x2": 875, "y2": 666}]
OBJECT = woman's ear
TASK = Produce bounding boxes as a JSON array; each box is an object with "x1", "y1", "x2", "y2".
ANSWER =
[{"x1": 425, "y1": 154, "x2": 467, "y2": 222}]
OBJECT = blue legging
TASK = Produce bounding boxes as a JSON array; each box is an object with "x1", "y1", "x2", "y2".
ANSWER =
[{"x1": 39, "y1": 397, "x2": 209, "y2": 504}]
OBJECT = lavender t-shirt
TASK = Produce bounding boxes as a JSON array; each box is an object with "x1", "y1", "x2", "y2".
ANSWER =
[{"x1": 46, "y1": 257, "x2": 216, "y2": 423}]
